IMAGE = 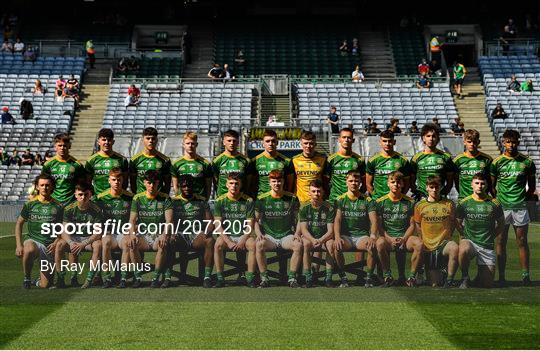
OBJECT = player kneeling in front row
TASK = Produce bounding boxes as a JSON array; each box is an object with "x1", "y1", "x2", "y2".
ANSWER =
[
  {"x1": 171, "y1": 175, "x2": 215, "y2": 288},
  {"x1": 213, "y1": 173, "x2": 256, "y2": 288},
  {"x1": 255, "y1": 170, "x2": 302, "y2": 288},
  {"x1": 456, "y1": 173, "x2": 504, "y2": 288},
  {"x1": 331, "y1": 170, "x2": 378, "y2": 288},
  {"x1": 375, "y1": 171, "x2": 422, "y2": 287},
  {"x1": 128, "y1": 170, "x2": 173, "y2": 288},
  {"x1": 299, "y1": 179, "x2": 336, "y2": 288},
  {"x1": 54, "y1": 182, "x2": 104, "y2": 289},
  {"x1": 94, "y1": 168, "x2": 134, "y2": 288},
  {"x1": 16, "y1": 174, "x2": 63, "y2": 289},
  {"x1": 414, "y1": 176, "x2": 459, "y2": 288}
]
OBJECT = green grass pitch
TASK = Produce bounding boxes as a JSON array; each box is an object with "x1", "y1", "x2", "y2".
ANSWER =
[{"x1": 1, "y1": 221, "x2": 540, "y2": 349}]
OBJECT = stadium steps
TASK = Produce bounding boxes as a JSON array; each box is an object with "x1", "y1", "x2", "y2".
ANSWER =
[
  {"x1": 183, "y1": 23, "x2": 215, "y2": 78},
  {"x1": 70, "y1": 84, "x2": 110, "y2": 162},
  {"x1": 260, "y1": 95, "x2": 290, "y2": 125},
  {"x1": 357, "y1": 31, "x2": 396, "y2": 79},
  {"x1": 454, "y1": 67, "x2": 500, "y2": 158}
]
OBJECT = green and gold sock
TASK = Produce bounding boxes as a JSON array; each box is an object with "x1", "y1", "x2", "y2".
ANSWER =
[
  {"x1": 246, "y1": 272, "x2": 255, "y2": 283},
  {"x1": 204, "y1": 267, "x2": 212, "y2": 279},
  {"x1": 216, "y1": 272, "x2": 224, "y2": 282}
]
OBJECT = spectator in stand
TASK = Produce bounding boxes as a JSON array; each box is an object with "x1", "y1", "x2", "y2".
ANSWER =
[
  {"x1": 507, "y1": 74, "x2": 521, "y2": 92},
  {"x1": 32, "y1": 79, "x2": 45, "y2": 95},
  {"x1": 363, "y1": 117, "x2": 373, "y2": 133},
  {"x1": 452, "y1": 61, "x2": 467, "y2": 99},
  {"x1": 0, "y1": 147, "x2": 9, "y2": 165},
  {"x1": 19, "y1": 98, "x2": 33, "y2": 120},
  {"x1": 221, "y1": 63, "x2": 235, "y2": 82},
  {"x1": 387, "y1": 118, "x2": 402, "y2": 134},
  {"x1": 432, "y1": 117, "x2": 446, "y2": 133},
  {"x1": 491, "y1": 103, "x2": 508, "y2": 119},
  {"x1": 352, "y1": 65, "x2": 365, "y2": 83},
  {"x1": 351, "y1": 38, "x2": 359, "y2": 56},
  {"x1": 44, "y1": 150, "x2": 54, "y2": 163},
  {"x1": 208, "y1": 64, "x2": 223, "y2": 81},
  {"x1": 507, "y1": 18, "x2": 518, "y2": 38},
  {"x1": 23, "y1": 46, "x2": 37, "y2": 62},
  {"x1": 416, "y1": 74, "x2": 431, "y2": 90},
  {"x1": 55, "y1": 76, "x2": 66, "y2": 101},
  {"x1": 127, "y1": 56, "x2": 140, "y2": 71},
  {"x1": 86, "y1": 39, "x2": 96, "y2": 69},
  {"x1": 430, "y1": 36, "x2": 442, "y2": 63},
  {"x1": 449, "y1": 117, "x2": 461, "y2": 133},
  {"x1": 430, "y1": 59, "x2": 442, "y2": 76},
  {"x1": 124, "y1": 84, "x2": 141, "y2": 107},
  {"x1": 67, "y1": 74, "x2": 79, "y2": 91},
  {"x1": 234, "y1": 49, "x2": 246, "y2": 67},
  {"x1": 117, "y1": 57, "x2": 128, "y2": 72},
  {"x1": 452, "y1": 122, "x2": 465, "y2": 135},
  {"x1": 1, "y1": 106, "x2": 15, "y2": 124},
  {"x1": 21, "y1": 149, "x2": 35, "y2": 166},
  {"x1": 369, "y1": 122, "x2": 382, "y2": 134},
  {"x1": 418, "y1": 58, "x2": 430, "y2": 76},
  {"x1": 326, "y1": 105, "x2": 340, "y2": 134},
  {"x1": 408, "y1": 121, "x2": 419, "y2": 134},
  {"x1": 9, "y1": 149, "x2": 22, "y2": 166},
  {"x1": 0, "y1": 38, "x2": 12, "y2": 52},
  {"x1": 13, "y1": 37, "x2": 24, "y2": 54},
  {"x1": 499, "y1": 25, "x2": 512, "y2": 56},
  {"x1": 339, "y1": 39, "x2": 349, "y2": 56},
  {"x1": 521, "y1": 79, "x2": 534, "y2": 92},
  {"x1": 35, "y1": 153, "x2": 44, "y2": 166}
]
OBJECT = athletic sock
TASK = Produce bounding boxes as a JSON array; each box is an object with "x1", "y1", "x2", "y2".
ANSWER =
[
  {"x1": 338, "y1": 271, "x2": 346, "y2": 279},
  {"x1": 121, "y1": 271, "x2": 128, "y2": 280},
  {"x1": 70, "y1": 271, "x2": 78, "y2": 279},
  {"x1": 164, "y1": 267, "x2": 172, "y2": 280},
  {"x1": 383, "y1": 270, "x2": 393, "y2": 279},
  {"x1": 260, "y1": 271, "x2": 269, "y2": 282},
  {"x1": 522, "y1": 270, "x2": 530, "y2": 279},
  {"x1": 102, "y1": 270, "x2": 112, "y2": 281},
  {"x1": 86, "y1": 270, "x2": 96, "y2": 282},
  {"x1": 152, "y1": 268, "x2": 162, "y2": 281},
  {"x1": 246, "y1": 272, "x2": 255, "y2": 284},
  {"x1": 407, "y1": 271, "x2": 416, "y2": 279},
  {"x1": 287, "y1": 270, "x2": 296, "y2": 281},
  {"x1": 216, "y1": 272, "x2": 224, "y2": 282},
  {"x1": 447, "y1": 273, "x2": 455, "y2": 282},
  {"x1": 325, "y1": 269, "x2": 333, "y2": 282},
  {"x1": 57, "y1": 270, "x2": 66, "y2": 281},
  {"x1": 303, "y1": 269, "x2": 312, "y2": 282},
  {"x1": 204, "y1": 267, "x2": 212, "y2": 279},
  {"x1": 366, "y1": 268, "x2": 374, "y2": 278}
]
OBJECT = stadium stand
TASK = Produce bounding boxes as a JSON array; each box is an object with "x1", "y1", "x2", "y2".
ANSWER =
[
  {"x1": 295, "y1": 81, "x2": 457, "y2": 132},
  {"x1": 389, "y1": 30, "x2": 426, "y2": 77},
  {"x1": 0, "y1": 54, "x2": 85, "y2": 75},
  {"x1": 114, "y1": 57, "x2": 183, "y2": 79},
  {"x1": 479, "y1": 55, "x2": 540, "y2": 181}
]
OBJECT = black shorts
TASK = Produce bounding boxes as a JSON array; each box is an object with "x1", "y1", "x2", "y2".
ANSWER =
[
  {"x1": 454, "y1": 78, "x2": 464, "y2": 85},
  {"x1": 424, "y1": 241, "x2": 449, "y2": 270}
]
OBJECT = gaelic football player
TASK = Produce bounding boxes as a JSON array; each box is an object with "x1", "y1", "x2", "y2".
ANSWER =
[
  {"x1": 15, "y1": 174, "x2": 62, "y2": 289},
  {"x1": 129, "y1": 127, "x2": 171, "y2": 194},
  {"x1": 171, "y1": 131, "x2": 213, "y2": 200},
  {"x1": 128, "y1": 170, "x2": 173, "y2": 288},
  {"x1": 414, "y1": 176, "x2": 459, "y2": 288},
  {"x1": 456, "y1": 173, "x2": 504, "y2": 288},
  {"x1": 54, "y1": 182, "x2": 104, "y2": 289},
  {"x1": 212, "y1": 129, "x2": 250, "y2": 197},
  {"x1": 331, "y1": 170, "x2": 378, "y2": 288},
  {"x1": 85, "y1": 128, "x2": 129, "y2": 195},
  {"x1": 254, "y1": 170, "x2": 301, "y2": 288},
  {"x1": 375, "y1": 171, "x2": 422, "y2": 287},
  {"x1": 171, "y1": 175, "x2": 215, "y2": 288},
  {"x1": 42, "y1": 133, "x2": 86, "y2": 206},
  {"x1": 299, "y1": 179, "x2": 335, "y2": 288},
  {"x1": 94, "y1": 168, "x2": 134, "y2": 289},
  {"x1": 410, "y1": 124, "x2": 454, "y2": 199},
  {"x1": 490, "y1": 129, "x2": 536, "y2": 286},
  {"x1": 366, "y1": 130, "x2": 410, "y2": 200},
  {"x1": 324, "y1": 128, "x2": 366, "y2": 201},
  {"x1": 248, "y1": 129, "x2": 292, "y2": 197},
  {"x1": 291, "y1": 131, "x2": 327, "y2": 203},
  {"x1": 213, "y1": 173, "x2": 256, "y2": 288},
  {"x1": 453, "y1": 129, "x2": 492, "y2": 200}
]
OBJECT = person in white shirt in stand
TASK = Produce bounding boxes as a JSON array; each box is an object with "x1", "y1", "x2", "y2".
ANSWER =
[
  {"x1": 352, "y1": 65, "x2": 365, "y2": 83},
  {"x1": 13, "y1": 37, "x2": 25, "y2": 54}
]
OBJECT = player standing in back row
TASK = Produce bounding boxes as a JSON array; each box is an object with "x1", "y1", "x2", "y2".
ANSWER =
[
  {"x1": 212, "y1": 129, "x2": 250, "y2": 197},
  {"x1": 291, "y1": 131, "x2": 327, "y2": 203},
  {"x1": 490, "y1": 129, "x2": 536, "y2": 286}
]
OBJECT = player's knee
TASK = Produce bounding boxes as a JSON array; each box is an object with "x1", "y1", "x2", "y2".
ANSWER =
[
  {"x1": 256, "y1": 240, "x2": 265, "y2": 251},
  {"x1": 515, "y1": 235, "x2": 528, "y2": 248},
  {"x1": 292, "y1": 241, "x2": 302, "y2": 253},
  {"x1": 204, "y1": 237, "x2": 214, "y2": 248},
  {"x1": 303, "y1": 240, "x2": 312, "y2": 250},
  {"x1": 375, "y1": 238, "x2": 386, "y2": 251}
]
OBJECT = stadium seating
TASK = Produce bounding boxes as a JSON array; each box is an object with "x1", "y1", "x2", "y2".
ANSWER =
[
  {"x1": 295, "y1": 81, "x2": 457, "y2": 132},
  {"x1": 102, "y1": 83, "x2": 255, "y2": 135},
  {"x1": 390, "y1": 30, "x2": 426, "y2": 77},
  {"x1": 479, "y1": 55, "x2": 540, "y2": 182},
  {"x1": 114, "y1": 57, "x2": 183, "y2": 79},
  {"x1": 0, "y1": 165, "x2": 42, "y2": 201},
  {"x1": 0, "y1": 54, "x2": 85, "y2": 75},
  {"x1": 214, "y1": 27, "x2": 361, "y2": 77}
]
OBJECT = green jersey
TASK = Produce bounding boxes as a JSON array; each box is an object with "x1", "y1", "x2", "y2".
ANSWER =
[
  {"x1": 172, "y1": 194, "x2": 210, "y2": 234},
  {"x1": 212, "y1": 152, "x2": 250, "y2": 196},
  {"x1": 375, "y1": 194, "x2": 415, "y2": 237},
  {"x1": 85, "y1": 151, "x2": 129, "y2": 195},
  {"x1": 63, "y1": 201, "x2": 104, "y2": 237},
  {"x1": 298, "y1": 201, "x2": 336, "y2": 239},
  {"x1": 42, "y1": 155, "x2": 86, "y2": 205},
  {"x1": 255, "y1": 191, "x2": 299, "y2": 239},
  {"x1": 129, "y1": 151, "x2": 171, "y2": 194},
  {"x1": 248, "y1": 152, "x2": 291, "y2": 196},
  {"x1": 324, "y1": 152, "x2": 366, "y2": 200},
  {"x1": 453, "y1": 152, "x2": 492, "y2": 199},
  {"x1": 334, "y1": 193, "x2": 375, "y2": 237},
  {"x1": 456, "y1": 195, "x2": 503, "y2": 249},
  {"x1": 131, "y1": 192, "x2": 173, "y2": 237},
  {"x1": 366, "y1": 151, "x2": 410, "y2": 199},
  {"x1": 94, "y1": 189, "x2": 134, "y2": 224},
  {"x1": 214, "y1": 193, "x2": 254, "y2": 236},
  {"x1": 171, "y1": 156, "x2": 212, "y2": 199},
  {"x1": 20, "y1": 197, "x2": 63, "y2": 245},
  {"x1": 490, "y1": 153, "x2": 536, "y2": 210},
  {"x1": 453, "y1": 64, "x2": 466, "y2": 79},
  {"x1": 411, "y1": 150, "x2": 454, "y2": 196}
]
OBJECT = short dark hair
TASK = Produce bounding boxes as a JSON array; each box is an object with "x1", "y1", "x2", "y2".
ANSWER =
[
  {"x1": 109, "y1": 167, "x2": 124, "y2": 178},
  {"x1": 421, "y1": 123, "x2": 439, "y2": 138},
  {"x1": 340, "y1": 127, "x2": 354, "y2": 135},
  {"x1": 74, "y1": 182, "x2": 93, "y2": 193},
  {"x1": 144, "y1": 170, "x2": 160, "y2": 183},
  {"x1": 380, "y1": 130, "x2": 394, "y2": 139},
  {"x1": 346, "y1": 170, "x2": 361, "y2": 178},
  {"x1": 223, "y1": 129, "x2": 239, "y2": 139},
  {"x1": 53, "y1": 133, "x2": 71, "y2": 144},
  {"x1": 178, "y1": 174, "x2": 194, "y2": 186},
  {"x1": 227, "y1": 172, "x2": 242, "y2": 182},
  {"x1": 263, "y1": 129, "x2": 277, "y2": 139},
  {"x1": 426, "y1": 175, "x2": 442, "y2": 187},
  {"x1": 309, "y1": 179, "x2": 324, "y2": 189},
  {"x1": 502, "y1": 129, "x2": 520, "y2": 141},
  {"x1": 388, "y1": 171, "x2": 404, "y2": 182},
  {"x1": 34, "y1": 174, "x2": 55, "y2": 188},
  {"x1": 142, "y1": 127, "x2": 158, "y2": 137},
  {"x1": 301, "y1": 130, "x2": 316, "y2": 141},
  {"x1": 472, "y1": 173, "x2": 487, "y2": 182},
  {"x1": 98, "y1": 128, "x2": 114, "y2": 139}
]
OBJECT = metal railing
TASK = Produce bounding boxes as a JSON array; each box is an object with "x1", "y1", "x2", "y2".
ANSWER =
[
  {"x1": 483, "y1": 38, "x2": 540, "y2": 56},
  {"x1": 26, "y1": 39, "x2": 131, "y2": 58},
  {"x1": 290, "y1": 75, "x2": 449, "y2": 85}
]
